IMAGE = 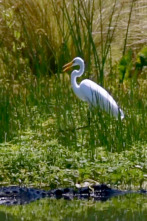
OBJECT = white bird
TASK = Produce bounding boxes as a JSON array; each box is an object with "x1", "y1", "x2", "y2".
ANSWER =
[{"x1": 63, "y1": 57, "x2": 124, "y2": 119}]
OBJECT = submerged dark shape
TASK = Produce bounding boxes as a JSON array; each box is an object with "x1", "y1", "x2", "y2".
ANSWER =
[{"x1": 0, "y1": 184, "x2": 146, "y2": 206}]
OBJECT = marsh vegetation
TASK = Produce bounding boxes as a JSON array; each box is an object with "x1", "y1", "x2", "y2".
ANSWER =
[{"x1": 0, "y1": 0, "x2": 146, "y2": 219}]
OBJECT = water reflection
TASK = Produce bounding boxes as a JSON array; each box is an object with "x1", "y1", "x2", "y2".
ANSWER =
[{"x1": 0, "y1": 194, "x2": 146, "y2": 221}]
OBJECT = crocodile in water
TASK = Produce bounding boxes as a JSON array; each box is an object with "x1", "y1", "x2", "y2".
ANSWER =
[{"x1": 0, "y1": 184, "x2": 146, "y2": 205}]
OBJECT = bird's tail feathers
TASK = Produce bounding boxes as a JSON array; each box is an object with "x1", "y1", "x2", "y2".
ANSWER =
[{"x1": 119, "y1": 108, "x2": 125, "y2": 120}]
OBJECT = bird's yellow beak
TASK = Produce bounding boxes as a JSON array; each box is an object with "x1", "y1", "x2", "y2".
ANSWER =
[{"x1": 63, "y1": 60, "x2": 73, "y2": 72}]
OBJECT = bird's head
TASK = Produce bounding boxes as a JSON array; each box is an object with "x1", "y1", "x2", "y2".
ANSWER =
[{"x1": 63, "y1": 57, "x2": 84, "y2": 72}]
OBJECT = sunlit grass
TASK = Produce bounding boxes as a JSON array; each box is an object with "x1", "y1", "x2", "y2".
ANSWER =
[{"x1": 0, "y1": 0, "x2": 146, "y2": 78}]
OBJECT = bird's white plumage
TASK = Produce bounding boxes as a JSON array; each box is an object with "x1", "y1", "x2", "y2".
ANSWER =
[
  {"x1": 63, "y1": 57, "x2": 124, "y2": 119},
  {"x1": 80, "y1": 79, "x2": 123, "y2": 118}
]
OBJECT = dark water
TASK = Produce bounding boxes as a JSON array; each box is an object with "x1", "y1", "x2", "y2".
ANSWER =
[{"x1": 0, "y1": 193, "x2": 146, "y2": 221}]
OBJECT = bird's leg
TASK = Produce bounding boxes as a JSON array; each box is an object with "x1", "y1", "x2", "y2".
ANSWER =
[
  {"x1": 87, "y1": 108, "x2": 91, "y2": 126},
  {"x1": 74, "y1": 108, "x2": 91, "y2": 130}
]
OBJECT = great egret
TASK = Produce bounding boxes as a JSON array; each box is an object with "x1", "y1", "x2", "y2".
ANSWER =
[{"x1": 63, "y1": 57, "x2": 124, "y2": 119}]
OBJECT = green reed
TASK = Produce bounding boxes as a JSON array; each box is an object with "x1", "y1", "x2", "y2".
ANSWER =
[
  {"x1": 0, "y1": 0, "x2": 146, "y2": 146},
  {"x1": 51, "y1": 0, "x2": 122, "y2": 85}
]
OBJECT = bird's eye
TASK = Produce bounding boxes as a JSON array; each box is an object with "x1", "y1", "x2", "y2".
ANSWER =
[{"x1": 73, "y1": 60, "x2": 76, "y2": 66}]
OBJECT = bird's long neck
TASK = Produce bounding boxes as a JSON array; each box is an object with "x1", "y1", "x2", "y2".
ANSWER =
[
  {"x1": 71, "y1": 64, "x2": 84, "y2": 100},
  {"x1": 71, "y1": 71, "x2": 80, "y2": 98}
]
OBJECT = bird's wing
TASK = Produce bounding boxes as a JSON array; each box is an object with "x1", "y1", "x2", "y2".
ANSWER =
[{"x1": 80, "y1": 79, "x2": 122, "y2": 118}]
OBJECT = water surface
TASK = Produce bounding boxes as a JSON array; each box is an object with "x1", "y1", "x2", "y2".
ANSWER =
[{"x1": 0, "y1": 193, "x2": 146, "y2": 221}]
